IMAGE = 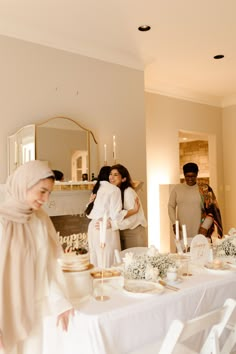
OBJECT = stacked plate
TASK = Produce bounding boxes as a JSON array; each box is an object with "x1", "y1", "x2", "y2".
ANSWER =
[{"x1": 58, "y1": 252, "x2": 90, "y2": 272}]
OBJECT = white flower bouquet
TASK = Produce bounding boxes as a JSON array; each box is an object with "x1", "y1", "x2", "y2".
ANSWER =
[
  {"x1": 123, "y1": 252, "x2": 176, "y2": 280},
  {"x1": 216, "y1": 235, "x2": 236, "y2": 258}
]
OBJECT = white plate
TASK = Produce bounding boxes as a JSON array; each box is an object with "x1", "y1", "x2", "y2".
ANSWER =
[
  {"x1": 204, "y1": 263, "x2": 233, "y2": 273},
  {"x1": 122, "y1": 280, "x2": 164, "y2": 297},
  {"x1": 225, "y1": 261, "x2": 236, "y2": 269},
  {"x1": 219, "y1": 258, "x2": 236, "y2": 268},
  {"x1": 62, "y1": 264, "x2": 93, "y2": 272}
]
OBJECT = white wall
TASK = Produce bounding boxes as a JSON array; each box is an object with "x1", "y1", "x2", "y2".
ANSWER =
[
  {"x1": 3, "y1": 34, "x2": 234, "y2": 247},
  {"x1": 145, "y1": 92, "x2": 224, "y2": 250},
  {"x1": 222, "y1": 105, "x2": 236, "y2": 232},
  {"x1": 0, "y1": 35, "x2": 146, "y2": 210}
]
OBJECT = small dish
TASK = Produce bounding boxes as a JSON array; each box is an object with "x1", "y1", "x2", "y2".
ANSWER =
[
  {"x1": 165, "y1": 277, "x2": 183, "y2": 286},
  {"x1": 122, "y1": 280, "x2": 164, "y2": 297},
  {"x1": 90, "y1": 268, "x2": 121, "y2": 279}
]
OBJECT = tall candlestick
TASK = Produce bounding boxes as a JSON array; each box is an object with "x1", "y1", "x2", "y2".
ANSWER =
[
  {"x1": 97, "y1": 213, "x2": 110, "y2": 302},
  {"x1": 175, "y1": 220, "x2": 179, "y2": 241},
  {"x1": 182, "y1": 224, "x2": 188, "y2": 247},
  {"x1": 104, "y1": 144, "x2": 107, "y2": 165},
  {"x1": 113, "y1": 135, "x2": 116, "y2": 162}
]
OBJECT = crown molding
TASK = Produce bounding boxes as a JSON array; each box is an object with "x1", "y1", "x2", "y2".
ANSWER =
[
  {"x1": 145, "y1": 85, "x2": 223, "y2": 107},
  {"x1": 145, "y1": 83, "x2": 236, "y2": 109},
  {"x1": 221, "y1": 94, "x2": 236, "y2": 108}
]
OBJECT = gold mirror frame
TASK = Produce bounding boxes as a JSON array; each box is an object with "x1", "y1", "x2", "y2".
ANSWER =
[{"x1": 8, "y1": 116, "x2": 98, "y2": 181}]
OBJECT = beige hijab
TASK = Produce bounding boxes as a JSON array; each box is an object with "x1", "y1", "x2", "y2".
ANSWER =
[{"x1": 0, "y1": 161, "x2": 61, "y2": 352}]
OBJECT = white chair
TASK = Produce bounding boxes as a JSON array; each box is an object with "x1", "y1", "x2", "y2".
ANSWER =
[
  {"x1": 129, "y1": 298, "x2": 236, "y2": 354},
  {"x1": 221, "y1": 309, "x2": 236, "y2": 354}
]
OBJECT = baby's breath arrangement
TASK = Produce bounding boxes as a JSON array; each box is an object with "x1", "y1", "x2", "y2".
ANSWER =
[
  {"x1": 124, "y1": 253, "x2": 176, "y2": 280},
  {"x1": 216, "y1": 236, "x2": 236, "y2": 258}
]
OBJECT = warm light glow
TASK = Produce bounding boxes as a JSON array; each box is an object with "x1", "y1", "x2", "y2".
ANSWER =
[{"x1": 147, "y1": 167, "x2": 171, "y2": 249}]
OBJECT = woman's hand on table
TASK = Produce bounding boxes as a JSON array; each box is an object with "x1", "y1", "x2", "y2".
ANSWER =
[{"x1": 56, "y1": 308, "x2": 75, "y2": 331}]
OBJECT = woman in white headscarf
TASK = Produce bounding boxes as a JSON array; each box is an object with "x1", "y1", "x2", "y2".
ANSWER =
[{"x1": 0, "y1": 160, "x2": 74, "y2": 354}]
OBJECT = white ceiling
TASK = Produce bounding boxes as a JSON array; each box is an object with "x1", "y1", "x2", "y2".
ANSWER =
[{"x1": 0, "y1": 0, "x2": 236, "y2": 107}]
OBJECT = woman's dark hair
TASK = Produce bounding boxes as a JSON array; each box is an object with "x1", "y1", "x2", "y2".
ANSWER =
[
  {"x1": 183, "y1": 163, "x2": 199, "y2": 175},
  {"x1": 85, "y1": 166, "x2": 111, "y2": 215},
  {"x1": 52, "y1": 170, "x2": 64, "y2": 181},
  {"x1": 110, "y1": 164, "x2": 133, "y2": 207}
]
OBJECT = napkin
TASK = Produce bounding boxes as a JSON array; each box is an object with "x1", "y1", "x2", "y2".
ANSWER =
[
  {"x1": 147, "y1": 245, "x2": 159, "y2": 257},
  {"x1": 145, "y1": 264, "x2": 159, "y2": 281},
  {"x1": 123, "y1": 252, "x2": 134, "y2": 266}
]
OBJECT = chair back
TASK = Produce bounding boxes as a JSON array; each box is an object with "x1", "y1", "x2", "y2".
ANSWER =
[
  {"x1": 220, "y1": 307, "x2": 236, "y2": 354},
  {"x1": 159, "y1": 298, "x2": 236, "y2": 354}
]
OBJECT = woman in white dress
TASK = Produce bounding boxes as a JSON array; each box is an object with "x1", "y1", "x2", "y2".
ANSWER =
[
  {"x1": 0, "y1": 160, "x2": 74, "y2": 354},
  {"x1": 86, "y1": 166, "x2": 139, "y2": 267},
  {"x1": 109, "y1": 164, "x2": 147, "y2": 250}
]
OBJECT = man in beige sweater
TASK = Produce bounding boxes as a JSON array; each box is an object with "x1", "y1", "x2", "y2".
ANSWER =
[{"x1": 168, "y1": 162, "x2": 223, "y2": 246}]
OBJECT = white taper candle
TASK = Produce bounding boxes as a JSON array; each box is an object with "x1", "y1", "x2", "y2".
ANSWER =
[
  {"x1": 182, "y1": 224, "x2": 188, "y2": 247},
  {"x1": 104, "y1": 144, "x2": 107, "y2": 164},
  {"x1": 175, "y1": 220, "x2": 179, "y2": 241},
  {"x1": 113, "y1": 135, "x2": 116, "y2": 161}
]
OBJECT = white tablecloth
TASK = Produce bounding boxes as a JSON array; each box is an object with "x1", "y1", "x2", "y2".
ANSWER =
[{"x1": 43, "y1": 269, "x2": 236, "y2": 354}]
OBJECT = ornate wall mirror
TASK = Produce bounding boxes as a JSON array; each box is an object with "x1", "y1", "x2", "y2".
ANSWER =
[{"x1": 8, "y1": 116, "x2": 98, "y2": 181}]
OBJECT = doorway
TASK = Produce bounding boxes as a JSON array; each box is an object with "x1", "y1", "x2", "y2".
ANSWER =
[{"x1": 71, "y1": 150, "x2": 88, "y2": 181}]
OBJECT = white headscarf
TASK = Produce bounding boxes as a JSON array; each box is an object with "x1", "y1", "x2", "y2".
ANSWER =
[{"x1": 0, "y1": 160, "x2": 61, "y2": 351}]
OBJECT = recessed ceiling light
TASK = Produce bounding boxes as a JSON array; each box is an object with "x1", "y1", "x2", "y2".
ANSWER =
[
  {"x1": 182, "y1": 137, "x2": 188, "y2": 141},
  {"x1": 213, "y1": 54, "x2": 224, "y2": 59},
  {"x1": 138, "y1": 25, "x2": 151, "y2": 32}
]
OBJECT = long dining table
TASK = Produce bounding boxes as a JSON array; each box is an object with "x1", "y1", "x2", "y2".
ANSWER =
[{"x1": 43, "y1": 266, "x2": 236, "y2": 354}]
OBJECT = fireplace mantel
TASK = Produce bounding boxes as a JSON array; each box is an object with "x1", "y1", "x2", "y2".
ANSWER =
[
  {"x1": 53, "y1": 181, "x2": 95, "y2": 192},
  {"x1": 44, "y1": 189, "x2": 91, "y2": 216}
]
